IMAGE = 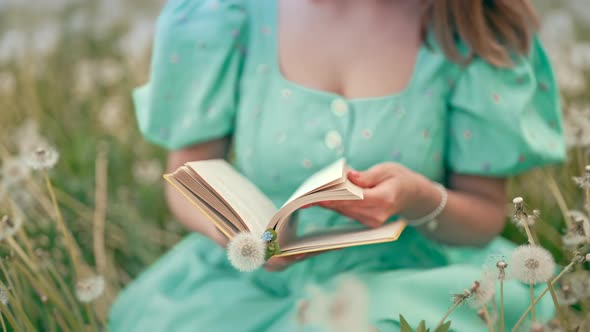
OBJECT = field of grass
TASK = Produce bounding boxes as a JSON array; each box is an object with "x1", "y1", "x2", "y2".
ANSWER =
[{"x1": 0, "y1": 1, "x2": 589, "y2": 331}]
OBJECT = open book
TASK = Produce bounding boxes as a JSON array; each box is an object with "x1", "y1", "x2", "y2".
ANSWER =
[{"x1": 164, "y1": 158, "x2": 406, "y2": 257}]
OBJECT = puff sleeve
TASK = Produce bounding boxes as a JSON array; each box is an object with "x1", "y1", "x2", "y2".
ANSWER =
[
  {"x1": 447, "y1": 38, "x2": 567, "y2": 176},
  {"x1": 133, "y1": 0, "x2": 247, "y2": 149}
]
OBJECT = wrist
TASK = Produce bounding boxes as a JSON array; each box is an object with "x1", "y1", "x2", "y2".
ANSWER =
[{"x1": 401, "y1": 177, "x2": 445, "y2": 222}]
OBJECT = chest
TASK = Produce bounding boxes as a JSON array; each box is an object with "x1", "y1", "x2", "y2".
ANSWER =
[{"x1": 277, "y1": 0, "x2": 423, "y2": 99}]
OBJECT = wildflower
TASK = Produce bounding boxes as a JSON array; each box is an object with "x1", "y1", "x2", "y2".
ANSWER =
[
  {"x1": 75, "y1": 275, "x2": 105, "y2": 303},
  {"x1": 562, "y1": 210, "x2": 590, "y2": 247},
  {"x1": 572, "y1": 165, "x2": 590, "y2": 189},
  {"x1": 227, "y1": 232, "x2": 265, "y2": 272},
  {"x1": 0, "y1": 213, "x2": 23, "y2": 241},
  {"x1": 261, "y1": 230, "x2": 274, "y2": 242},
  {"x1": 0, "y1": 156, "x2": 30, "y2": 188},
  {"x1": 132, "y1": 159, "x2": 163, "y2": 185},
  {"x1": 25, "y1": 145, "x2": 59, "y2": 170},
  {"x1": 468, "y1": 278, "x2": 495, "y2": 308},
  {"x1": 301, "y1": 276, "x2": 370, "y2": 332},
  {"x1": 510, "y1": 245, "x2": 555, "y2": 284}
]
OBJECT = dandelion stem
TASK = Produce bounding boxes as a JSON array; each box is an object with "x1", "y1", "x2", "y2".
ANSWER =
[
  {"x1": 85, "y1": 303, "x2": 97, "y2": 330},
  {"x1": 43, "y1": 171, "x2": 82, "y2": 278},
  {"x1": 436, "y1": 300, "x2": 462, "y2": 330},
  {"x1": 546, "y1": 281, "x2": 569, "y2": 332},
  {"x1": 6, "y1": 237, "x2": 37, "y2": 273},
  {"x1": 545, "y1": 172, "x2": 572, "y2": 228},
  {"x1": 529, "y1": 283, "x2": 535, "y2": 322},
  {"x1": 0, "y1": 309, "x2": 6, "y2": 332},
  {"x1": 521, "y1": 221, "x2": 536, "y2": 245},
  {"x1": 93, "y1": 144, "x2": 108, "y2": 275},
  {"x1": 512, "y1": 261, "x2": 576, "y2": 332},
  {"x1": 482, "y1": 305, "x2": 495, "y2": 332},
  {"x1": 500, "y1": 280, "x2": 505, "y2": 332}
]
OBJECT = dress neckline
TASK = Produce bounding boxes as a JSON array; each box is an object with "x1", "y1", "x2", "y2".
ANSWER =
[{"x1": 268, "y1": 0, "x2": 427, "y2": 104}]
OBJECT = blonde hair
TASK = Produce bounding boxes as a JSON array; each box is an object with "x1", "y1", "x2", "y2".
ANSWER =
[{"x1": 422, "y1": 0, "x2": 540, "y2": 67}]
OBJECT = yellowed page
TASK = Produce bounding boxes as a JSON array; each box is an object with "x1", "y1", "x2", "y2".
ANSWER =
[
  {"x1": 186, "y1": 159, "x2": 277, "y2": 235},
  {"x1": 164, "y1": 174, "x2": 238, "y2": 238},
  {"x1": 276, "y1": 221, "x2": 407, "y2": 256},
  {"x1": 282, "y1": 158, "x2": 347, "y2": 207}
]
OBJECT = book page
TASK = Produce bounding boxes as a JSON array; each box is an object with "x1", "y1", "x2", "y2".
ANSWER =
[
  {"x1": 282, "y1": 158, "x2": 347, "y2": 207},
  {"x1": 164, "y1": 174, "x2": 238, "y2": 238},
  {"x1": 186, "y1": 160, "x2": 277, "y2": 235},
  {"x1": 277, "y1": 221, "x2": 407, "y2": 256}
]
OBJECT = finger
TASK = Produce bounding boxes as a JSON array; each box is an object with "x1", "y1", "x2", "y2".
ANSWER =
[
  {"x1": 348, "y1": 164, "x2": 393, "y2": 188},
  {"x1": 362, "y1": 180, "x2": 399, "y2": 211},
  {"x1": 264, "y1": 256, "x2": 295, "y2": 272}
]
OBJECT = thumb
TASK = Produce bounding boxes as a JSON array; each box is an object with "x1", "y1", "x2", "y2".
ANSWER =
[{"x1": 348, "y1": 165, "x2": 389, "y2": 188}]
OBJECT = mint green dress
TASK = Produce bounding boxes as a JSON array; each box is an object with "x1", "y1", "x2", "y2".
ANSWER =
[{"x1": 109, "y1": 0, "x2": 566, "y2": 331}]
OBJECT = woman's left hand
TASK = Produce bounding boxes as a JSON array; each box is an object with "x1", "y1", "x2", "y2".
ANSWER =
[{"x1": 315, "y1": 162, "x2": 439, "y2": 228}]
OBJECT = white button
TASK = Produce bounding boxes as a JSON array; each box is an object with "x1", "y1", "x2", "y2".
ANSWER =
[
  {"x1": 325, "y1": 131, "x2": 342, "y2": 150},
  {"x1": 331, "y1": 99, "x2": 348, "y2": 116}
]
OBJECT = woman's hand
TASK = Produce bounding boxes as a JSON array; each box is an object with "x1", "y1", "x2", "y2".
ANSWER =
[{"x1": 316, "y1": 162, "x2": 441, "y2": 228}]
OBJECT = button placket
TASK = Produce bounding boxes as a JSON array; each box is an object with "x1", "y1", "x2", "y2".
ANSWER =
[{"x1": 331, "y1": 98, "x2": 348, "y2": 116}]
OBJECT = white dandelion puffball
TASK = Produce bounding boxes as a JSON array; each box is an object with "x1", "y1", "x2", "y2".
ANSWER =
[
  {"x1": 26, "y1": 145, "x2": 59, "y2": 170},
  {"x1": 510, "y1": 245, "x2": 555, "y2": 284},
  {"x1": 75, "y1": 275, "x2": 105, "y2": 303},
  {"x1": 303, "y1": 276, "x2": 370, "y2": 332},
  {"x1": 1, "y1": 157, "x2": 30, "y2": 188},
  {"x1": 227, "y1": 232, "x2": 265, "y2": 272},
  {"x1": 469, "y1": 277, "x2": 496, "y2": 308}
]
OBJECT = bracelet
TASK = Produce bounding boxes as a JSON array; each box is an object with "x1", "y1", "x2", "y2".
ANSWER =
[{"x1": 405, "y1": 183, "x2": 447, "y2": 227}]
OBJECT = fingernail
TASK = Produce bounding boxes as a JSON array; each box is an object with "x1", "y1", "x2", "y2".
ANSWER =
[{"x1": 349, "y1": 170, "x2": 360, "y2": 177}]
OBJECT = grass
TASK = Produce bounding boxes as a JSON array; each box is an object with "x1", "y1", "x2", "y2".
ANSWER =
[{"x1": 0, "y1": 1, "x2": 589, "y2": 331}]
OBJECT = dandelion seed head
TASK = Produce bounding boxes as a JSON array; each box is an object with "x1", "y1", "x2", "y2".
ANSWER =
[
  {"x1": 0, "y1": 157, "x2": 30, "y2": 188},
  {"x1": 573, "y1": 165, "x2": 590, "y2": 189},
  {"x1": 25, "y1": 145, "x2": 59, "y2": 170},
  {"x1": 529, "y1": 321, "x2": 544, "y2": 332},
  {"x1": 469, "y1": 278, "x2": 495, "y2": 308},
  {"x1": 75, "y1": 275, "x2": 105, "y2": 303},
  {"x1": 227, "y1": 232, "x2": 265, "y2": 272},
  {"x1": 303, "y1": 276, "x2": 370, "y2": 332},
  {"x1": 132, "y1": 159, "x2": 163, "y2": 185},
  {"x1": 451, "y1": 288, "x2": 472, "y2": 305},
  {"x1": 562, "y1": 210, "x2": 590, "y2": 247},
  {"x1": 510, "y1": 245, "x2": 555, "y2": 284}
]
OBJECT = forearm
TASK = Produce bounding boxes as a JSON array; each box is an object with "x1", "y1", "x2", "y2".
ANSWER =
[
  {"x1": 164, "y1": 138, "x2": 231, "y2": 247},
  {"x1": 165, "y1": 184, "x2": 228, "y2": 247},
  {"x1": 408, "y1": 175, "x2": 507, "y2": 247}
]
